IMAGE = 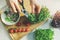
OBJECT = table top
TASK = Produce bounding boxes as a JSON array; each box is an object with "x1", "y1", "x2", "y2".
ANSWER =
[{"x1": 0, "y1": 0, "x2": 60, "y2": 40}]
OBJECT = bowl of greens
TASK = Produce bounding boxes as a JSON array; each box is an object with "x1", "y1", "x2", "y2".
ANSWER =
[{"x1": 1, "y1": 9, "x2": 20, "y2": 25}]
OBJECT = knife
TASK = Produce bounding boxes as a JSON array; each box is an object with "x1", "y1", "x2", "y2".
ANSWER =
[{"x1": 19, "y1": 0, "x2": 29, "y2": 17}]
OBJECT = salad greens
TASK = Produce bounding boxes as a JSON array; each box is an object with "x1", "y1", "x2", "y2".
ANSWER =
[
  {"x1": 38, "y1": 7, "x2": 50, "y2": 22},
  {"x1": 4, "y1": 10, "x2": 19, "y2": 22},
  {"x1": 28, "y1": 13, "x2": 37, "y2": 24},
  {"x1": 34, "y1": 29, "x2": 54, "y2": 40},
  {"x1": 28, "y1": 7, "x2": 50, "y2": 24}
]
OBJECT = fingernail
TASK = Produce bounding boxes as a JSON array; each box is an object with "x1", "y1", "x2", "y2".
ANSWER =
[
  {"x1": 18, "y1": 0, "x2": 22, "y2": 3},
  {"x1": 14, "y1": 10, "x2": 17, "y2": 13}
]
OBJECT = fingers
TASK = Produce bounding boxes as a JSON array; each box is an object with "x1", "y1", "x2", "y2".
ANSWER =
[
  {"x1": 10, "y1": 1, "x2": 17, "y2": 13},
  {"x1": 30, "y1": 0, "x2": 35, "y2": 13},
  {"x1": 9, "y1": 0, "x2": 21, "y2": 13},
  {"x1": 30, "y1": 0, "x2": 41, "y2": 14},
  {"x1": 32, "y1": 4, "x2": 35, "y2": 13},
  {"x1": 35, "y1": 5, "x2": 41, "y2": 14},
  {"x1": 31, "y1": 4, "x2": 41, "y2": 14},
  {"x1": 14, "y1": 2, "x2": 21, "y2": 13}
]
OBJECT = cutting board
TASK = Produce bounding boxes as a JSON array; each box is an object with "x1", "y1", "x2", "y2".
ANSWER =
[
  {"x1": 0, "y1": 17, "x2": 48, "y2": 40},
  {"x1": 0, "y1": 0, "x2": 48, "y2": 40}
]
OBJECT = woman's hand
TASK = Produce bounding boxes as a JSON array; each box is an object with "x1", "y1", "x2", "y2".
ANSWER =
[
  {"x1": 6, "y1": 0, "x2": 22, "y2": 13},
  {"x1": 6, "y1": 0, "x2": 41, "y2": 14},
  {"x1": 30, "y1": 0, "x2": 41, "y2": 14}
]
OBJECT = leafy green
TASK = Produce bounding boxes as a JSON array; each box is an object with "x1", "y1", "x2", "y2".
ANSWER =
[
  {"x1": 4, "y1": 10, "x2": 19, "y2": 22},
  {"x1": 28, "y1": 13, "x2": 37, "y2": 24},
  {"x1": 5, "y1": 17, "x2": 12, "y2": 22},
  {"x1": 28, "y1": 7, "x2": 50, "y2": 24},
  {"x1": 10, "y1": 13, "x2": 19, "y2": 22},
  {"x1": 4, "y1": 11, "x2": 8, "y2": 15},
  {"x1": 34, "y1": 29, "x2": 54, "y2": 40},
  {"x1": 38, "y1": 7, "x2": 50, "y2": 22}
]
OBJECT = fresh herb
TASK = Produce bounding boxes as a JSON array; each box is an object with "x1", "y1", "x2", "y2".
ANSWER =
[
  {"x1": 10, "y1": 13, "x2": 19, "y2": 22},
  {"x1": 5, "y1": 17, "x2": 12, "y2": 22},
  {"x1": 38, "y1": 7, "x2": 50, "y2": 22},
  {"x1": 28, "y1": 7, "x2": 50, "y2": 24},
  {"x1": 34, "y1": 29, "x2": 54, "y2": 40},
  {"x1": 28, "y1": 13, "x2": 37, "y2": 24},
  {"x1": 4, "y1": 10, "x2": 19, "y2": 22}
]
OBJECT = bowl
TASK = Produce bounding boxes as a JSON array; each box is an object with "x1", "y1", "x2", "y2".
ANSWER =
[{"x1": 1, "y1": 11, "x2": 20, "y2": 25}]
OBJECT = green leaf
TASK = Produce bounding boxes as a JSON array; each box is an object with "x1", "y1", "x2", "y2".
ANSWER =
[{"x1": 34, "y1": 29, "x2": 54, "y2": 40}]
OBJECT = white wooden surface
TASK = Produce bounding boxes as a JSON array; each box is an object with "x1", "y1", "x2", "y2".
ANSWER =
[{"x1": 0, "y1": 0, "x2": 60, "y2": 40}]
